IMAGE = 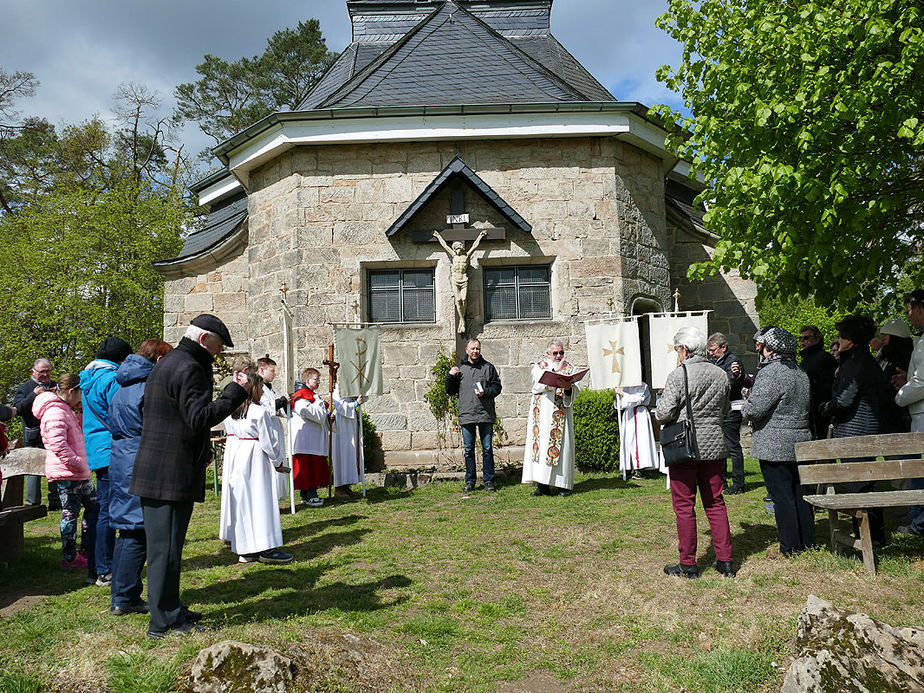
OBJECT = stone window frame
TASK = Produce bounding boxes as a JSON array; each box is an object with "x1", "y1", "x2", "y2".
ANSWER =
[
  {"x1": 364, "y1": 264, "x2": 437, "y2": 325},
  {"x1": 481, "y1": 260, "x2": 554, "y2": 323}
]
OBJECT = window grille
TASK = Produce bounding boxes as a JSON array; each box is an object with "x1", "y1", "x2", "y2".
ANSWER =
[
  {"x1": 368, "y1": 268, "x2": 435, "y2": 323},
  {"x1": 484, "y1": 265, "x2": 552, "y2": 321}
]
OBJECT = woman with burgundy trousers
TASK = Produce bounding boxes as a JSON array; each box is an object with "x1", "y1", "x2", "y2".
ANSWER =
[{"x1": 654, "y1": 326, "x2": 735, "y2": 579}]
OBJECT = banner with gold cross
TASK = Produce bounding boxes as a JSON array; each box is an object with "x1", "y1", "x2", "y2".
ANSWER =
[
  {"x1": 334, "y1": 326, "x2": 384, "y2": 397},
  {"x1": 648, "y1": 311, "x2": 710, "y2": 389},
  {"x1": 585, "y1": 318, "x2": 643, "y2": 389}
]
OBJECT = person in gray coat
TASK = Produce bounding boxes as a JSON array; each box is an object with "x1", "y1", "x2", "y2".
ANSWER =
[
  {"x1": 742, "y1": 327, "x2": 815, "y2": 556},
  {"x1": 654, "y1": 326, "x2": 734, "y2": 578}
]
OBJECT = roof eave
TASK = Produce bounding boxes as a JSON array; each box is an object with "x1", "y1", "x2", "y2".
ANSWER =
[{"x1": 153, "y1": 219, "x2": 249, "y2": 279}]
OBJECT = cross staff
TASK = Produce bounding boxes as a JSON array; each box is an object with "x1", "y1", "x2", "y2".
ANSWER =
[{"x1": 323, "y1": 343, "x2": 339, "y2": 499}]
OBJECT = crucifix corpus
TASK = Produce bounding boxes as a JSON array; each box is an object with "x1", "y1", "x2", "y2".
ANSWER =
[
  {"x1": 322, "y1": 343, "x2": 339, "y2": 499},
  {"x1": 434, "y1": 228, "x2": 487, "y2": 334}
]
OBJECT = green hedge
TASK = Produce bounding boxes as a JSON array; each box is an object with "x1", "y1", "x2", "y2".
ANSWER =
[{"x1": 574, "y1": 388, "x2": 620, "y2": 471}]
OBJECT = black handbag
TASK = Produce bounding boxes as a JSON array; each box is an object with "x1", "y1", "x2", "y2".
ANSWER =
[{"x1": 660, "y1": 363, "x2": 699, "y2": 466}]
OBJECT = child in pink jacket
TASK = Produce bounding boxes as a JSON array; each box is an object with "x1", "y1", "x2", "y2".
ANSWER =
[{"x1": 33, "y1": 373, "x2": 95, "y2": 571}]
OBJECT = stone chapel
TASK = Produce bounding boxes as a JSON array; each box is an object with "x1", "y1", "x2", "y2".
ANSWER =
[{"x1": 155, "y1": 0, "x2": 759, "y2": 463}]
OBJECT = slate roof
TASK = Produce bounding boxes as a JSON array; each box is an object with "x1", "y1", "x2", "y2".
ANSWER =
[
  {"x1": 300, "y1": 1, "x2": 613, "y2": 110},
  {"x1": 154, "y1": 193, "x2": 248, "y2": 268},
  {"x1": 386, "y1": 155, "x2": 532, "y2": 237},
  {"x1": 665, "y1": 179, "x2": 709, "y2": 236}
]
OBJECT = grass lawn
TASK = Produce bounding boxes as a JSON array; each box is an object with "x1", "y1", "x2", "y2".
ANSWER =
[{"x1": 2, "y1": 459, "x2": 923, "y2": 692}]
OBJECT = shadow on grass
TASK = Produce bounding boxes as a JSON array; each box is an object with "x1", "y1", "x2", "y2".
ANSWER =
[
  {"x1": 186, "y1": 527, "x2": 373, "y2": 570},
  {"x1": 0, "y1": 533, "x2": 90, "y2": 612},
  {"x1": 184, "y1": 560, "x2": 412, "y2": 625},
  {"x1": 572, "y1": 476, "x2": 637, "y2": 493},
  {"x1": 356, "y1": 486, "x2": 414, "y2": 505},
  {"x1": 726, "y1": 521, "x2": 782, "y2": 568}
]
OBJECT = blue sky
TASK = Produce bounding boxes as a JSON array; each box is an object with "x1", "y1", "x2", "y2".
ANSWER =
[{"x1": 1, "y1": 0, "x2": 685, "y2": 158}]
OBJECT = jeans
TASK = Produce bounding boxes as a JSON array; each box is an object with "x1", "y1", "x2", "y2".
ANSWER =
[
  {"x1": 722, "y1": 411, "x2": 744, "y2": 488},
  {"x1": 55, "y1": 479, "x2": 96, "y2": 562},
  {"x1": 461, "y1": 422, "x2": 494, "y2": 486},
  {"x1": 907, "y1": 477, "x2": 924, "y2": 534},
  {"x1": 94, "y1": 467, "x2": 115, "y2": 576},
  {"x1": 668, "y1": 459, "x2": 732, "y2": 565},
  {"x1": 111, "y1": 528, "x2": 147, "y2": 607},
  {"x1": 760, "y1": 460, "x2": 816, "y2": 555}
]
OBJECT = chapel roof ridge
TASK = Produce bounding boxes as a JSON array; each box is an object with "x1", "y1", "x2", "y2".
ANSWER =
[{"x1": 299, "y1": 0, "x2": 613, "y2": 111}]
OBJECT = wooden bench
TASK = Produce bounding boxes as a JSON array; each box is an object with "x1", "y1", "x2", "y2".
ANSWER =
[
  {"x1": 795, "y1": 432, "x2": 924, "y2": 575},
  {"x1": 0, "y1": 447, "x2": 48, "y2": 563}
]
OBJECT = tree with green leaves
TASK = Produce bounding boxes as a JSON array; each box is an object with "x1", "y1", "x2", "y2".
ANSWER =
[
  {"x1": 653, "y1": 0, "x2": 924, "y2": 308},
  {"x1": 0, "y1": 77, "x2": 189, "y2": 399},
  {"x1": 175, "y1": 19, "x2": 338, "y2": 145}
]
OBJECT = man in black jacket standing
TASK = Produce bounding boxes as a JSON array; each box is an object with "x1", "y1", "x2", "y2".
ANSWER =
[
  {"x1": 444, "y1": 339, "x2": 502, "y2": 493},
  {"x1": 130, "y1": 314, "x2": 249, "y2": 639},
  {"x1": 799, "y1": 325, "x2": 837, "y2": 439},
  {"x1": 707, "y1": 333, "x2": 746, "y2": 494},
  {"x1": 12, "y1": 359, "x2": 56, "y2": 507}
]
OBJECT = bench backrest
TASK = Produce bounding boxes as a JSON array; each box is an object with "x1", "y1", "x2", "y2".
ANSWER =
[
  {"x1": 795, "y1": 432, "x2": 924, "y2": 486},
  {"x1": 794, "y1": 432, "x2": 924, "y2": 462},
  {"x1": 1, "y1": 447, "x2": 46, "y2": 508},
  {"x1": 799, "y1": 458, "x2": 924, "y2": 485}
]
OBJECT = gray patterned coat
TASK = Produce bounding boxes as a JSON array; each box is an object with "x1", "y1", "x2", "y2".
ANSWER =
[
  {"x1": 654, "y1": 355, "x2": 730, "y2": 461},
  {"x1": 741, "y1": 358, "x2": 811, "y2": 462}
]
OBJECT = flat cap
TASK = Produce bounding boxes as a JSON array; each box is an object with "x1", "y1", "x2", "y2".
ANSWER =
[
  {"x1": 191, "y1": 314, "x2": 234, "y2": 348},
  {"x1": 762, "y1": 326, "x2": 798, "y2": 355}
]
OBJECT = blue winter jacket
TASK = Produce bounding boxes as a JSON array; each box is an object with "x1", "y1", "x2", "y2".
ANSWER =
[
  {"x1": 107, "y1": 355, "x2": 153, "y2": 530},
  {"x1": 80, "y1": 359, "x2": 121, "y2": 471}
]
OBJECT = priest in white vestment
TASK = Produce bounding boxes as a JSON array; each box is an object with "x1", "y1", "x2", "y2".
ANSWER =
[
  {"x1": 223, "y1": 374, "x2": 293, "y2": 564},
  {"x1": 614, "y1": 384, "x2": 663, "y2": 479},
  {"x1": 522, "y1": 339, "x2": 581, "y2": 496},
  {"x1": 331, "y1": 388, "x2": 364, "y2": 498}
]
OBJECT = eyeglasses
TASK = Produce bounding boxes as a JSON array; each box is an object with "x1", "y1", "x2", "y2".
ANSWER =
[
  {"x1": 550, "y1": 351, "x2": 564, "y2": 355},
  {"x1": 799, "y1": 336, "x2": 812, "y2": 341}
]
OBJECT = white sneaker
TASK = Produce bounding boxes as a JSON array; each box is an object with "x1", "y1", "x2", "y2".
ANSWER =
[{"x1": 304, "y1": 497, "x2": 323, "y2": 508}]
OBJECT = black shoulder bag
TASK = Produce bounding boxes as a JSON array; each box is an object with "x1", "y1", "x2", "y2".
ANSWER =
[{"x1": 660, "y1": 363, "x2": 700, "y2": 466}]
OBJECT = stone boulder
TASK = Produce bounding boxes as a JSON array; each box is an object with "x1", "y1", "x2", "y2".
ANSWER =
[
  {"x1": 782, "y1": 594, "x2": 924, "y2": 692},
  {"x1": 189, "y1": 641, "x2": 294, "y2": 693}
]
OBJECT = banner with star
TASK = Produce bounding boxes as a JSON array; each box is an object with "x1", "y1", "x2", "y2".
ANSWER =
[
  {"x1": 585, "y1": 319, "x2": 643, "y2": 389},
  {"x1": 648, "y1": 312, "x2": 710, "y2": 389}
]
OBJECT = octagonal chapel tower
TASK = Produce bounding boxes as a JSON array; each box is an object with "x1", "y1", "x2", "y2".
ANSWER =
[{"x1": 155, "y1": 0, "x2": 758, "y2": 463}]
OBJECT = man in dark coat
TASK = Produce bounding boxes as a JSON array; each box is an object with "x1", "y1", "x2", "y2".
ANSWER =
[
  {"x1": 707, "y1": 333, "x2": 746, "y2": 494},
  {"x1": 798, "y1": 325, "x2": 837, "y2": 439},
  {"x1": 444, "y1": 339, "x2": 502, "y2": 493},
  {"x1": 130, "y1": 314, "x2": 249, "y2": 639},
  {"x1": 12, "y1": 358, "x2": 56, "y2": 507}
]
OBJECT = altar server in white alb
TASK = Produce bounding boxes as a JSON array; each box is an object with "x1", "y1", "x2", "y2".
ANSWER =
[
  {"x1": 614, "y1": 384, "x2": 662, "y2": 479},
  {"x1": 331, "y1": 388, "x2": 364, "y2": 499},
  {"x1": 256, "y1": 355, "x2": 291, "y2": 501},
  {"x1": 219, "y1": 356, "x2": 254, "y2": 543},
  {"x1": 223, "y1": 371, "x2": 293, "y2": 564},
  {"x1": 522, "y1": 339, "x2": 582, "y2": 497}
]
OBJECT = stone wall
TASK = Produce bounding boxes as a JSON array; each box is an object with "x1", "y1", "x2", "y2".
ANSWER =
[
  {"x1": 667, "y1": 224, "x2": 760, "y2": 370},
  {"x1": 235, "y1": 136, "x2": 671, "y2": 451},
  {"x1": 162, "y1": 251, "x2": 250, "y2": 346}
]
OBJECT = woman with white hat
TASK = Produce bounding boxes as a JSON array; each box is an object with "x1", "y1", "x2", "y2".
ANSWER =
[{"x1": 877, "y1": 318, "x2": 913, "y2": 432}]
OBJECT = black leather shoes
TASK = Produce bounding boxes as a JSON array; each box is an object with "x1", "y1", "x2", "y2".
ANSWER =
[
  {"x1": 531, "y1": 484, "x2": 551, "y2": 497},
  {"x1": 664, "y1": 563, "x2": 699, "y2": 579},
  {"x1": 111, "y1": 602, "x2": 148, "y2": 616},
  {"x1": 713, "y1": 560, "x2": 736, "y2": 578},
  {"x1": 463, "y1": 482, "x2": 475, "y2": 493},
  {"x1": 147, "y1": 620, "x2": 204, "y2": 640}
]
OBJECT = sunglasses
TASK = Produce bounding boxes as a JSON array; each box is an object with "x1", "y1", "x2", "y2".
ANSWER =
[{"x1": 550, "y1": 350, "x2": 564, "y2": 355}]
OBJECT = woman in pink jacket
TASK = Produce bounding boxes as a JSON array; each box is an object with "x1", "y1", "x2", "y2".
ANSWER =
[{"x1": 33, "y1": 373, "x2": 94, "y2": 571}]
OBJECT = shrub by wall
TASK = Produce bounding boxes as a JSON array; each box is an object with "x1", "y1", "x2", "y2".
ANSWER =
[{"x1": 574, "y1": 388, "x2": 620, "y2": 471}]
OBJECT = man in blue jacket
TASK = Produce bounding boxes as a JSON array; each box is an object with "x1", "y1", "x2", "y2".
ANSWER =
[
  {"x1": 80, "y1": 336, "x2": 132, "y2": 586},
  {"x1": 444, "y1": 339, "x2": 502, "y2": 493}
]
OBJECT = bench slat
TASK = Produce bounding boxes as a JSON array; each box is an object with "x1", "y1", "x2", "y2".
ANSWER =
[
  {"x1": 798, "y1": 458, "x2": 924, "y2": 485},
  {"x1": 795, "y1": 432, "x2": 924, "y2": 461},
  {"x1": 803, "y1": 490, "x2": 924, "y2": 510},
  {"x1": 0, "y1": 504, "x2": 47, "y2": 526}
]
